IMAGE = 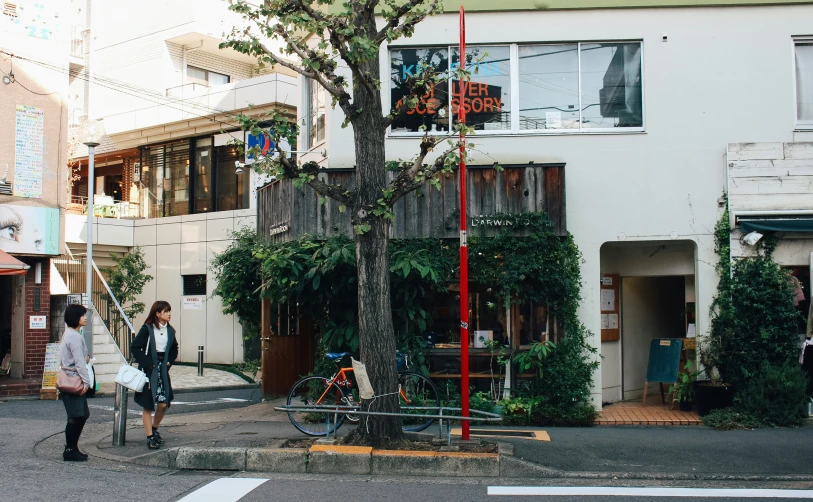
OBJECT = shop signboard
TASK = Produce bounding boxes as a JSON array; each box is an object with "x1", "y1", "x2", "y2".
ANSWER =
[{"x1": 0, "y1": 204, "x2": 59, "y2": 255}]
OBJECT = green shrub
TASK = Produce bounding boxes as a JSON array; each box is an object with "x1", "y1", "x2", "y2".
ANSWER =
[
  {"x1": 530, "y1": 403, "x2": 597, "y2": 427},
  {"x1": 702, "y1": 408, "x2": 764, "y2": 430},
  {"x1": 534, "y1": 326, "x2": 600, "y2": 408},
  {"x1": 737, "y1": 363, "x2": 808, "y2": 427}
]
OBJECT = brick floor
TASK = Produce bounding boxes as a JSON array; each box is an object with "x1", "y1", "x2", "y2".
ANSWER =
[{"x1": 595, "y1": 399, "x2": 701, "y2": 426}]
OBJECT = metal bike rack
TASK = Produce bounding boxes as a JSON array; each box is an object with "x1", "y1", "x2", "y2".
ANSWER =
[{"x1": 275, "y1": 404, "x2": 501, "y2": 443}]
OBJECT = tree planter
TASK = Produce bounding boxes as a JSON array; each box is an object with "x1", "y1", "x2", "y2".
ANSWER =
[{"x1": 694, "y1": 380, "x2": 734, "y2": 416}]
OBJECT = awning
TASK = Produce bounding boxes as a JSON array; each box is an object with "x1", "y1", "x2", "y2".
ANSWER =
[
  {"x1": 0, "y1": 249, "x2": 29, "y2": 276},
  {"x1": 740, "y1": 218, "x2": 813, "y2": 233}
]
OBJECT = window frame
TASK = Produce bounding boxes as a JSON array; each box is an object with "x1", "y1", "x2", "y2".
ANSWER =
[
  {"x1": 186, "y1": 65, "x2": 231, "y2": 87},
  {"x1": 305, "y1": 77, "x2": 327, "y2": 150},
  {"x1": 793, "y1": 37, "x2": 813, "y2": 130},
  {"x1": 386, "y1": 40, "x2": 646, "y2": 138}
]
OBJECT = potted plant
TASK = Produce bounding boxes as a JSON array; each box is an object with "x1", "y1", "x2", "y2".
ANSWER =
[
  {"x1": 669, "y1": 361, "x2": 701, "y2": 411},
  {"x1": 694, "y1": 333, "x2": 734, "y2": 416}
]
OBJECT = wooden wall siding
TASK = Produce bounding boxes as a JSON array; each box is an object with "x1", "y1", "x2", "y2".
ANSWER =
[
  {"x1": 256, "y1": 165, "x2": 566, "y2": 241},
  {"x1": 727, "y1": 142, "x2": 813, "y2": 212}
]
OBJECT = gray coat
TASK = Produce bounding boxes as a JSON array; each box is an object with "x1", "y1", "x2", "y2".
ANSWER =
[{"x1": 60, "y1": 327, "x2": 91, "y2": 387}]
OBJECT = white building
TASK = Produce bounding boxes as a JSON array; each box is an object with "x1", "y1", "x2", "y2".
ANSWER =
[
  {"x1": 294, "y1": 0, "x2": 813, "y2": 406},
  {"x1": 65, "y1": 0, "x2": 297, "y2": 365}
]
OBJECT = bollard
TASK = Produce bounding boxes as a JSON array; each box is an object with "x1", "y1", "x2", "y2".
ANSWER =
[
  {"x1": 113, "y1": 383, "x2": 128, "y2": 446},
  {"x1": 197, "y1": 345, "x2": 204, "y2": 376}
]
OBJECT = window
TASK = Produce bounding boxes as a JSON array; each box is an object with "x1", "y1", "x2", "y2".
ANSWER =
[
  {"x1": 390, "y1": 47, "x2": 449, "y2": 133},
  {"x1": 796, "y1": 39, "x2": 813, "y2": 128},
  {"x1": 306, "y1": 78, "x2": 326, "y2": 148},
  {"x1": 183, "y1": 275, "x2": 207, "y2": 295},
  {"x1": 186, "y1": 65, "x2": 230, "y2": 87},
  {"x1": 452, "y1": 46, "x2": 512, "y2": 131},
  {"x1": 388, "y1": 41, "x2": 644, "y2": 135}
]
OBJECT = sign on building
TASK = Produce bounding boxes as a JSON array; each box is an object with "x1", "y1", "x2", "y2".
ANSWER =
[
  {"x1": 182, "y1": 296, "x2": 204, "y2": 310},
  {"x1": 29, "y1": 315, "x2": 46, "y2": 329}
]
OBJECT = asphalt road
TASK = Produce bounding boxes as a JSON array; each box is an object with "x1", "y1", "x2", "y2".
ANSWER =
[{"x1": 2, "y1": 390, "x2": 813, "y2": 502}]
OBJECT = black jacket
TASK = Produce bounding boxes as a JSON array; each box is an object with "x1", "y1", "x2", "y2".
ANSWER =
[{"x1": 130, "y1": 324, "x2": 178, "y2": 409}]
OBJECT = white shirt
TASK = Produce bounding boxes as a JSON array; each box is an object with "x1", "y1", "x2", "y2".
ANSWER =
[{"x1": 154, "y1": 322, "x2": 168, "y2": 353}]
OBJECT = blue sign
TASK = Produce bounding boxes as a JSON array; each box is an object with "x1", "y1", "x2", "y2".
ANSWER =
[{"x1": 246, "y1": 130, "x2": 274, "y2": 163}]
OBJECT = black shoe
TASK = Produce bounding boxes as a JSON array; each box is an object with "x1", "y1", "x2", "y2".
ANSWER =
[
  {"x1": 147, "y1": 436, "x2": 161, "y2": 450},
  {"x1": 152, "y1": 429, "x2": 165, "y2": 445},
  {"x1": 63, "y1": 447, "x2": 87, "y2": 462}
]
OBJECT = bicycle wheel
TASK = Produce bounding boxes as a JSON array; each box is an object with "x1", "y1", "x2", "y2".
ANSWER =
[
  {"x1": 398, "y1": 371, "x2": 440, "y2": 432},
  {"x1": 287, "y1": 376, "x2": 347, "y2": 436},
  {"x1": 343, "y1": 387, "x2": 361, "y2": 423}
]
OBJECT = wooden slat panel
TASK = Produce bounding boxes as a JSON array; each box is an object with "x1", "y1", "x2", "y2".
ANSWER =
[
  {"x1": 730, "y1": 193, "x2": 813, "y2": 211},
  {"x1": 544, "y1": 166, "x2": 565, "y2": 235},
  {"x1": 417, "y1": 181, "x2": 432, "y2": 238},
  {"x1": 429, "y1": 177, "x2": 445, "y2": 238},
  {"x1": 730, "y1": 176, "x2": 813, "y2": 195},
  {"x1": 535, "y1": 165, "x2": 546, "y2": 213},
  {"x1": 404, "y1": 187, "x2": 419, "y2": 238},
  {"x1": 494, "y1": 169, "x2": 506, "y2": 214},
  {"x1": 503, "y1": 168, "x2": 523, "y2": 214},
  {"x1": 522, "y1": 167, "x2": 536, "y2": 214},
  {"x1": 442, "y1": 170, "x2": 458, "y2": 238}
]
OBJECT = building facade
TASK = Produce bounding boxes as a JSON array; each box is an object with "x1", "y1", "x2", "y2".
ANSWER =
[
  {"x1": 64, "y1": 0, "x2": 297, "y2": 365},
  {"x1": 284, "y1": 0, "x2": 813, "y2": 407},
  {"x1": 0, "y1": 0, "x2": 70, "y2": 390}
]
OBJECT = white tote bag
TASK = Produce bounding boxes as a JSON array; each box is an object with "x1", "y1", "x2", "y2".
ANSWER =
[{"x1": 115, "y1": 364, "x2": 148, "y2": 392}]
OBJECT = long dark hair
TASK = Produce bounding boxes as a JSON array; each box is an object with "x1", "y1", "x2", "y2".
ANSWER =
[{"x1": 144, "y1": 300, "x2": 172, "y2": 327}]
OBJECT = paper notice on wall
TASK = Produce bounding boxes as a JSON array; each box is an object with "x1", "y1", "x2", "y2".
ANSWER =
[
  {"x1": 601, "y1": 314, "x2": 609, "y2": 329},
  {"x1": 41, "y1": 343, "x2": 60, "y2": 389},
  {"x1": 29, "y1": 315, "x2": 46, "y2": 329},
  {"x1": 14, "y1": 105, "x2": 44, "y2": 198},
  {"x1": 601, "y1": 277, "x2": 613, "y2": 286},
  {"x1": 545, "y1": 111, "x2": 562, "y2": 129},
  {"x1": 182, "y1": 296, "x2": 204, "y2": 310},
  {"x1": 600, "y1": 289, "x2": 615, "y2": 312},
  {"x1": 687, "y1": 323, "x2": 696, "y2": 338},
  {"x1": 608, "y1": 314, "x2": 619, "y2": 329}
]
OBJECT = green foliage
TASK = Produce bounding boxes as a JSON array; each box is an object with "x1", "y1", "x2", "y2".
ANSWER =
[
  {"x1": 702, "y1": 408, "x2": 766, "y2": 430},
  {"x1": 232, "y1": 359, "x2": 261, "y2": 376},
  {"x1": 104, "y1": 247, "x2": 153, "y2": 321},
  {"x1": 736, "y1": 363, "x2": 808, "y2": 427},
  {"x1": 704, "y1": 206, "x2": 802, "y2": 391},
  {"x1": 531, "y1": 403, "x2": 598, "y2": 427},
  {"x1": 210, "y1": 228, "x2": 264, "y2": 342},
  {"x1": 669, "y1": 361, "x2": 702, "y2": 403},
  {"x1": 514, "y1": 341, "x2": 555, "y2": 381}
]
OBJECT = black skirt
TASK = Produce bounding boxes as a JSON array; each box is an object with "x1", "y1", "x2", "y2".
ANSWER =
[{"x1": 62, "y1": 392, "x2": 90, "y2": 419}]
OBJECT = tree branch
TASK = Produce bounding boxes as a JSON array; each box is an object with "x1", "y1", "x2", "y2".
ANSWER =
[
  {"x1": 376, "y1": 0, "x2": 439, "y2": 44},
  {"x1": 386, "y1": 137, "x2": 458, "y2": 204},
  {"x1": 274, "y1": 143, "x2": 354, "y2": 206}
]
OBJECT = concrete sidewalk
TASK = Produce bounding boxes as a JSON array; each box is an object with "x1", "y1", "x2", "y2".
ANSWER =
[
  {"x1": 77, "y1": 400, "x2": 813, "y2": 481},
  {"x1": 98, "y1": 364, "x2": 256, "y2": 395}
]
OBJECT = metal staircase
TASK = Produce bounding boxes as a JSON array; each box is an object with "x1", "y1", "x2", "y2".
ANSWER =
[{"x1": 53, "y1": 250, "x2": 134, "y2": 384}]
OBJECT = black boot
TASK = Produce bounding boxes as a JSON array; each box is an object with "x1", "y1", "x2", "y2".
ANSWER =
[
  {"x1": 147, "y1": 436, "x2": 161, "y2": 450},
  {"x1": 63, "y1": 447, "x2": 87, "y2": 462},
  {"x1": 152, "y1": 428, "x2": 164, "y2": 445}
]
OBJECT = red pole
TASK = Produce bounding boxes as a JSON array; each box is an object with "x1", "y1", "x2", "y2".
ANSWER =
[{"x1": 458, "y1": 5, "x2": 470, "y2": 441}]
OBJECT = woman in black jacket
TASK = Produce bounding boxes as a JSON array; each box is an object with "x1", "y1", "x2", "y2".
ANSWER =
[{"x1": 130, "y1": 301, "x2": 179, "y2": 450}]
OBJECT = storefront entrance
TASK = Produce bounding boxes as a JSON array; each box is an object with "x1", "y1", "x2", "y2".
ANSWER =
[{"x1": 0, "y1": 273, "x2": 25, "y2": 379}]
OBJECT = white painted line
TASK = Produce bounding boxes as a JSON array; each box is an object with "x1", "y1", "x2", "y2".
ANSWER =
[
  {"x1": 172, "y1": 398, "x2": 250, "y2": 406},
  {"x1": 488, "y1": 487, "x2": 813, "y2": 498},
  {"x1": 177, "y1": 478, "x2": 267, "y2": 502}
]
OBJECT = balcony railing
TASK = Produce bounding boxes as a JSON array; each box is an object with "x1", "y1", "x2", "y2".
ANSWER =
[
  {"x1": 68, "y1": 195, "x2": 142, "y2": 219},
  {"x1": 166, "y1": 82, "x2": 209, "y2": 97}
]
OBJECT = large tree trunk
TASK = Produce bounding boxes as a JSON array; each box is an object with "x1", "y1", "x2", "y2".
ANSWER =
[{"x1": 351, "y1": 19, "x2": 402, "y2": 445}]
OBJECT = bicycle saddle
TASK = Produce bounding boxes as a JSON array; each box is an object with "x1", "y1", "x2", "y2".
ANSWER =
[{"x1": 325, "y1": 352, "x2": 351, "y2": 361}]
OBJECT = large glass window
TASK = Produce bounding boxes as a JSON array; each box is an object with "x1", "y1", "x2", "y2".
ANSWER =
[
  {"x1": 518, "y1": 44, "x2": 580, "y2": 130},
  {"x1": 390, "y1": 41, "x2": 644, "y2": 135},
  {"x1": 307, "y1": 78, "x2": 326, "y2": 148},
  {"x1": 390, "y1": 47, "x2": 449, "y2": 133},
  {"x1": 194, "y1": 138, "x2": 213, "y2": 213},
  {"x1": 451, "y1": 46, "x2": 511, "y2": 131},
  {"x1": 796, "y1": 39, "x2": 813, "y2": 127},
  {"x1": 187, "y1": 65, "x2": 230, "y2": 86}
]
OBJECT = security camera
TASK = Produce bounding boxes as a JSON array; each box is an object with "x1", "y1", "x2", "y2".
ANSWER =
[
  {"x1": 2, "y1": 74, "x2": 12, "y2": 85},
  {"x1": 742, "y1": 231, "x2": 763, "y2": 246},
  {"x1": 235, "y1": 160, "x2": 245, "y2": 174}
]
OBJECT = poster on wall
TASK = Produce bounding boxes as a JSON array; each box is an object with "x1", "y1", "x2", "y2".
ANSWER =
[
  {"x1": 0, "y1": 204, "x2": 59, "y2": 255},
  {"x1": 14, "y1": 105, "x2": 44, "y2": 198},
  {"x1": 41, "y1": 343, "x2": 60, "y2": 389}
]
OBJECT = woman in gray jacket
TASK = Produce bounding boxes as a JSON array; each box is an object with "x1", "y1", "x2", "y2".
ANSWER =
[{"x1": 60, "y1": 304, "x2": 92, "y2": 461}]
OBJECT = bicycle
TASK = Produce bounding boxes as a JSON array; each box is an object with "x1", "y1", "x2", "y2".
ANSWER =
[{"x1": 286, "y1": 351, "x2": 440, "y2": 437}]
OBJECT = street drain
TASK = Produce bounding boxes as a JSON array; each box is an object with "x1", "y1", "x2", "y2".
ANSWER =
[
  {"x1": 471, "y1": 430, "x2": 535, "y2": 438},
  {"x1": 236, "y1": 432, "x2": 258, "y2": 435}
]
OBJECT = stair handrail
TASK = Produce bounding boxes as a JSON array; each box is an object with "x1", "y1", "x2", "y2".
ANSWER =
[{"x1": 91, "y1": 260, "x2": 135, "y2": 335}]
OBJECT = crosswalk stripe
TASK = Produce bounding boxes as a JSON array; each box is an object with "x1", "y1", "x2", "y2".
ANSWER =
[
  {"x1": 488, "y1": 487, "x2": 813, "y2": 498},
  {"x1": 177, "y1": 478, "x2": 267, "y2": 502}
]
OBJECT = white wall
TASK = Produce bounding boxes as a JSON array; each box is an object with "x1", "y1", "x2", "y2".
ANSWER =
[{"x1": 64, "y1": 210, "x2": 255, "y2": 364}]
